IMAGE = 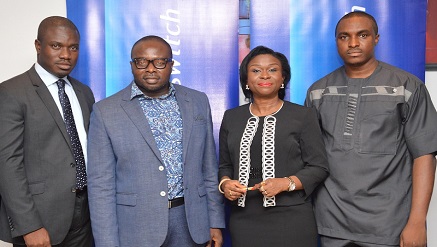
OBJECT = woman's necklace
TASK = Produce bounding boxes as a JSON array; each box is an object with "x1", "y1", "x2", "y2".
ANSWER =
[{"x1": 249, "y1": 100, "x2": 284, "y2": 116}]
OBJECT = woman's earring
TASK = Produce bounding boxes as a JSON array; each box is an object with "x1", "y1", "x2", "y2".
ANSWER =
[
  {"x1": 280, "y1": 84, "x2": 284, "y2": 89},
  {"x1": 246, "y1": 85, "x2": 250, "y2": 90}
]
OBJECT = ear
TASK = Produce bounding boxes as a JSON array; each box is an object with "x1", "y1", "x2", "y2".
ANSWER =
[
  {"x1": 374, "y1": 34, "x2": 380, "y2": 45},
  {"x1": 34, "y1": 39, "x2": 41, "y2": 54}
]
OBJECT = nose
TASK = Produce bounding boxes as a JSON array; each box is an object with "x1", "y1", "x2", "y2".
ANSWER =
[
  {"x1": 348, "y1": 36, "x2": 359, "y2": 48},
  {"x1": 145, "y1": 61, "x2": 156, "y2": 72},
  {"x1": 260, "y1": 70, "x2": 271, "y2": 79},
  {"x1": 59, "y1": 47, "x2": 71, "y2": 59}
]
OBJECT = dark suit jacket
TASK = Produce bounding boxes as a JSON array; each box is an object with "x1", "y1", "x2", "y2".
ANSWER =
[{"x1": 0, "y1": 65, "x2": 95, "y2": 245}]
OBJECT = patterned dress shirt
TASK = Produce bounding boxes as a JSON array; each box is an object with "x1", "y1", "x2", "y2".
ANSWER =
[{"x1": 131, "y1": 83, "x2": 184, "y2": 200}]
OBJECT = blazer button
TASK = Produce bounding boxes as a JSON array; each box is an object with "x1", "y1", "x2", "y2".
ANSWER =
[
  {"x1": 158, "y1": 166, "x2": 164, "y2": 171},
  {"x1": 160, "y1": 191, "x2": 166, "y2": 197},
  {"x1": 70, "y1": 163, "x2": 75, "y2": 167}
]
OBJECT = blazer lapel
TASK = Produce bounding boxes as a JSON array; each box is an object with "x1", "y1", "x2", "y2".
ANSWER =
[
  {"x1": 120, "y1": 85, "x2": 165, "y2": 165},
  {"x1": 175, "y1": 86, "x2": 193, "y2": 164},
  {"x1": 69, "y1": 78, "x2": 91, "y2": 131},
  {"x1": 28, "y1": 67, "x2": 72, "y2": 150}
]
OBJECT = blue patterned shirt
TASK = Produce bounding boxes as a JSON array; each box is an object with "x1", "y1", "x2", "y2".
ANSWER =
[{"x1": 131, "y1": 83, "x2": 184, "y2": 200}]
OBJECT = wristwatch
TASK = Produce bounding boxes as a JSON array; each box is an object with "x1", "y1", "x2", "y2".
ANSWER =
[{"x1": 286, "y1": 176, "x2": 296, "y2": 192}]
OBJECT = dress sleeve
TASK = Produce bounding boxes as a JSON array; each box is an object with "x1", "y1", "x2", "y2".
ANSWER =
[
  {"x1": 294, "y1": 107, "x2": 329, "y2": 199},
  {"x1": 218, "y1": 110, "x2": 234, "y2": 180}
]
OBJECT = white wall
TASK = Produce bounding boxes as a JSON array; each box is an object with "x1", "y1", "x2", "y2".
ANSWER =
[
  {"x1": 0, "y1": 1, "x2": 436, "y2": 247},
  {"x1": 425, "y1": 70, "x2": 437, "y2": 247},
  {"x1": 0, "y1": 0, "x2": 66, "y2": 83}
]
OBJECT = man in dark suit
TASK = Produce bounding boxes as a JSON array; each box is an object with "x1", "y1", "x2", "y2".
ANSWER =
[
  {"x1": 0, "y1": 16, "x2": 94, "y2": 246},
  {"x1": 87, "y1": 35, "x2": 225, "y2": 247}
]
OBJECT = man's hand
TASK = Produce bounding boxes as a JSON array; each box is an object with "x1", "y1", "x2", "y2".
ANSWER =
[
  {"x1": 23, "y1": 228, "x2": 51, "y2": 247},
  {"x1": 400, "y1": 221, "x2": 427, "y2": 247},
  {"x1": 400, "y1": 154, "x2": 436, "y2": 247},
  {"x1": 206, "y1": 228, "x2": 223, "y2": 247}
]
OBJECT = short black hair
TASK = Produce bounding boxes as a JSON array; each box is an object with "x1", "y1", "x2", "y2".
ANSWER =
[
  {"x1": 131, "y1": 35, "x2": 172, "y2": 58},
  {"x1": 37, "y1": 16, "x2": 79, "y2": 41},
  {"x1": 239, "y1": 45, "x2": 291, "y2": 101},
  {"x1": 335, "y1": 11, "x2": 378, "y2": 37}
]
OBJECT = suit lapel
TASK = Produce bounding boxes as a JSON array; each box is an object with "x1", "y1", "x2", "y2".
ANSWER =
[
  {"x1": 69, "y1": 77, "x2": 91, "y2": 131},
  {"x1": 175, "y1": 85, "x2": 192, "y2": 164},
  {"x1": 28, "y1": 67, "x2": 72, "y2": 150},
  {"x1": 120, "y1": 85, "x2": 165, "y2": 165}
]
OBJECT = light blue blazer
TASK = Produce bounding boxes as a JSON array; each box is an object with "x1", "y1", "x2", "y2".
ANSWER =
[{"x1": 87, "y1": 83, "x2": 225, "y2": 247}]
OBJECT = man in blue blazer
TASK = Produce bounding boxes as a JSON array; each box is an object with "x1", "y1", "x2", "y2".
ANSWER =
[{"x1": 87, "y1": 35, "x2": 225, "y2": 247}]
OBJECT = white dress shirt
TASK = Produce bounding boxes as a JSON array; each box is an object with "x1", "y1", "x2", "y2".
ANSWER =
[{"x1": 35, "y1": 63, "x2": 88, "y2": 165}]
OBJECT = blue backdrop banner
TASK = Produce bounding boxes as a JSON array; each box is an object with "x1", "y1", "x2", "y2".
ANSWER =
[
  {"x1": 67, "y1": 0, "x2": 106, "y2": 101},
  {"x1": 251, "y1": 0, "x2": 426, "y2": 105},
  {"x1": 67, "y1": 0, "x2": 240, "y2": 137},
  {"x1": 250, "y1": 0, "x2": 291, "y2": 101}
]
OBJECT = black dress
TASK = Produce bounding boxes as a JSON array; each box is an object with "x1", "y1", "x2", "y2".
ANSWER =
[{"x1": 218, "y1": 102, "x2": 328, "y2": 247}]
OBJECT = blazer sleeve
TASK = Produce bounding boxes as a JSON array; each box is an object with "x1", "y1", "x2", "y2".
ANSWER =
[
  {"x1": 87, "y1": 103, "x2": 120, "y2": 247},
  {"x1": 201, "y1": 94, "x2": 226, "y2": 229},
  {"x1": 0, "y1": 85, "x2": 44, "y2": 237}
]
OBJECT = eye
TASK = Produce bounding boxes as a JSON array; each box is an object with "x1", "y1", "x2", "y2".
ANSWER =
[
  {"x1": 51, "y1": 44, "x2": 61, "y2": 49},
  {"x1": 154, "y1": 59, "x2": 166, "y2": 66},
  {"x1": 268, "y1": 68, "x2": 278, "y2": 73},
  {"x1": 136, "y1": 58, "x2": 147, "y2": 65},
  {"x1": 70, "y1": 45, "x2": 79, "y2": 51},
  {"x1": 251, "y1": 69, "x2": 261, "y2": 73},
  {"x1": 359, "y1": 33, "x2": 368, "y2": 38}
]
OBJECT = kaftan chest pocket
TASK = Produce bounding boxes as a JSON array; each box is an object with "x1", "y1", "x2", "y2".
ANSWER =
[
  {"x1": 358, "y1": 99, "x2": 402, "y2": 155},
  {"x1": 318, "y1": 96, "x2": 344, "y2": 138}
]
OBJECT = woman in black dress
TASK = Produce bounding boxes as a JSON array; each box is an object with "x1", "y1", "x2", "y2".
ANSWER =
[{"x1": 218, "y1": 46, "x2": 329, "y2": 246}]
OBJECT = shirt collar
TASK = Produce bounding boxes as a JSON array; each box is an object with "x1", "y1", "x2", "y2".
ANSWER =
[
  {"x1": 35, "y1": 63, "x2": 70, "y2": 87},
  {"x1": 130, "y1": 82, "x2": 176, "y2": 100}
]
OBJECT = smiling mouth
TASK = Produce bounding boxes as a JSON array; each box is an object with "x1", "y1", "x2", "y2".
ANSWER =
[{"x1": 258, "y1": 82, "x2": 272, "y2": 87}]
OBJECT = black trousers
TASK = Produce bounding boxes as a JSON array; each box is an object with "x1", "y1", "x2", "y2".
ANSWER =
[{"x1": 14, "y1": 189, "x2": 93, "y2": 247}]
